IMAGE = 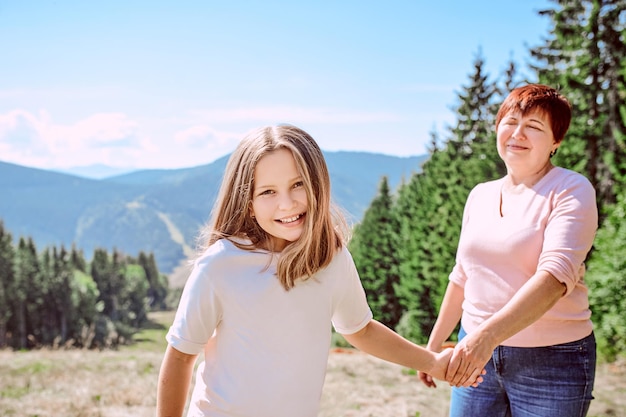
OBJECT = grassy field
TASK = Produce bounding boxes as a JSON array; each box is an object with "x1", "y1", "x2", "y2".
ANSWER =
[{"x1": 1, "y1": 311, "x2": 624, "y2": 417}]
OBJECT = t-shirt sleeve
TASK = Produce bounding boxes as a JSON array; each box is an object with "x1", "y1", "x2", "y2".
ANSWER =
[
  {"x1": 330, "y1": 247, "x2": 373, "y2": 335},
  {"x1": 538, "y1": 173, "x2": 598, "y2": 294},
  {"x1": 166, "y1": 252, "x2": 223, "y2": 355}
]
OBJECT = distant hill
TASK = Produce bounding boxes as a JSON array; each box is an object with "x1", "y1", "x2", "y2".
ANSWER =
[
  {"x1": 0, "y1": 151, "x2": 427, "y2": 273},
  {"x1": 54, "y1": 163, "x2": 137, "y2": 179}
]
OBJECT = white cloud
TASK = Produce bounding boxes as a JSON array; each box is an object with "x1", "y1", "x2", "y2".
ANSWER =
[
  {"x1": 0, "y1": 109, "x2": 245, "y2": 170},
  {"x1": 168, "y1": 125, "x2": 242, "y2": 166},
  {"x1": 0, "y1": 104, "x2": 440, "y2": 171},
  {"x1": 175, "y1": 125, "x2": 230, "y2": 147},
  {"x1": 0, "y1": 109, "x2": 145, "y2": 169},
  {"x1": 49, "y1": 113, "x2": 139, "y2": 148},
  {"x1": 0, "y1": 109, "x2": 52, "y2": 161}
]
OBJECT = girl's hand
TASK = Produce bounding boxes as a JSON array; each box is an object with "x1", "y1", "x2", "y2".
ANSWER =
[{"x1": 418, "y1": 370, "x2": 438, "y2": 388}]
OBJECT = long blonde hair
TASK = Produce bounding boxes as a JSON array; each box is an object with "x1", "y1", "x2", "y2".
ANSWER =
[{"x1": 197, "y1": 124, "x2": 349, "y2": 290}]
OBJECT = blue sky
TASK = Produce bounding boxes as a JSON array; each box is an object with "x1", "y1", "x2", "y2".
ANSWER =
[{"x1": 0, "y1": 0, "x2": 552, "y2": 174}]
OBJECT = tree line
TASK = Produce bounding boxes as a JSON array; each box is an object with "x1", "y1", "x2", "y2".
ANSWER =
[
  {"x1": 0, "y1": 1, "x2": 623, "y2": 362},
  {"x1": 0, "y1": 222, "x2": 169, "y2": 350},
  {"x1": 349, "y1": 0, "x2": 626, "y2": 362}
]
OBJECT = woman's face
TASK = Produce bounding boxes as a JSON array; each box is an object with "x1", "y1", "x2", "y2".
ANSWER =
[
  {"x1": 496, "y1": 109, "x2": 558, "y2": 171},
  {"x1": 250, "y1": 148, "x2": 308, "y2": 251}
]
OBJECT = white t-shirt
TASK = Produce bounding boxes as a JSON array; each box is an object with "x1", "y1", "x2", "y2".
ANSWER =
[{"x1": 166, "y1": 238, "x2": 373, "y2": 417}]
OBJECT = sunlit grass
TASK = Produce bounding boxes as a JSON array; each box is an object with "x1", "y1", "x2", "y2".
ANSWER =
[
  {"x1": 122, "y1": 310, "x2": 173, "y2": 353},
  {"x1": 0, "y1": 310, "x2": 623, "y2": 417}
]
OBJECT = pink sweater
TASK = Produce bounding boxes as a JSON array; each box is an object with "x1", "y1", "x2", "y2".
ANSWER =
[{"x1": 449, "y1": 167, "x2": 598, "y2": 347}]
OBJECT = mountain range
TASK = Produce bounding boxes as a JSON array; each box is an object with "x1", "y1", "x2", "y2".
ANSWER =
[{"x1": 0, "y1": 151, "x2": 427, "y2": 274}]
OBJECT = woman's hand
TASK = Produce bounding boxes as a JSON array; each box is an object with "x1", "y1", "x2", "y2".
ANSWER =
[{"x1": 445, "y1": 333, "x2": 492, "y2": 387}]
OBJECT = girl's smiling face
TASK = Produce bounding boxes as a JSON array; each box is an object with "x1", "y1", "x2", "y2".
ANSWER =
[{"x1": 251, "y1": 148, "x2": 308, "y2": 252}]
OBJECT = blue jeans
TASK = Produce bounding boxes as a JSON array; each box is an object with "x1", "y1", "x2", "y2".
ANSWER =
[{"x1": 450, "y1": 328, "x2": 596, "y2": 417}]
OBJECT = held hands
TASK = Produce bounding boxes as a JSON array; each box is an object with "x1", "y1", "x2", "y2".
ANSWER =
[
  {"x1": 445, "y1": 335, "x2": 491, "y2": 387},
  {"x1": 418, "y1": 348, "x2": 453, "y2": 388},
  {"x1": 418, "y1": 342, "x2": 487, "y2": 388}
]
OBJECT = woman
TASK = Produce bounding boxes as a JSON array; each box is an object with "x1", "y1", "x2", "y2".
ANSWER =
[{"x1": 419, "y1": 84, "x2": 598, "y2": 417}]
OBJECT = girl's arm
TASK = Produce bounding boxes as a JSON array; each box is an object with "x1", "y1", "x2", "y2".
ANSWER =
[
  {"x1": 156, "y1": 345, "x2": 198, "y2": 417},
  {"x1": 418, "y1": 281, "x2": 465, "y2": 387},
  {"x1": 341, "y1": 319, "x2": 480, "y2": 387}
]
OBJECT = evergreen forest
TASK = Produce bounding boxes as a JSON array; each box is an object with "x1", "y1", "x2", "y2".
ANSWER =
[
  {"x1": 349, "y1": 0, "x2": 626, "y2": 362},
  {"x1": 0, "y1": 0, "x2": 624, "y2": 363},
  {"x1": 0, "y1": 228, "x2": 170, "y2": 350}
]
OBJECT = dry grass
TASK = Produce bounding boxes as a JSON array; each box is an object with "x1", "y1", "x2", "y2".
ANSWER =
[
  {"x1": 0, "y1": 312, "x2": 624, "y2": 417},
  {"x1": 320, "y1": 349, "x2": 452, "y2": 417}
]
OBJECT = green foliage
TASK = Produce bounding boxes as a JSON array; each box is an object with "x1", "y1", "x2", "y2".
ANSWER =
[
  {"x1": 586, "y1": 192, "x2": 626, "y2": 361},
  {"x1": 395, "y1": 310, "x2": 432, "y2": 344},
  {"x1": 349, "y1": 177, "x2": 403, "y2": 328},
  {"x1": 120, "y1": 264, "x2": 150, "y2": 328},
  {"x1": 0, "y1": 222, "x2": 15, "y2": 347},
  {"x1": 391, "y1": 51, "x2": 506, "y2": 344},
  {"x1": 353, "y1": 2, "x2": 626, "y2": 362},
  {"x1": 330, "y1": 331, "x2": 352, "y2": 349},
  {"x1": 528, "y1": 0, "x2": 626, "y2": 361},
  {"x1": 531, "y1": 0, "x2": 626, "y2": 210},
  {"x1": 1, "y1": 1, "x2": 624, "y2": 363},
  {"x1": 138, "y1": 251, "x2": 169, "y2": 310},
  {"x1": 0, "y1": 223, "x2": 169, "y2": 350}
]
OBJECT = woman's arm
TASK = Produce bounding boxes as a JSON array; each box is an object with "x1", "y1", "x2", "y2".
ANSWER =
[
  {"x1": 446, "y1": 270, "x2": 565, "y2": 386},
  {"x1": 418, "y1": 281, "x2": 465, "y2": 387},
  {"x1": 425, "y1": 281, "x2": 465, "y2": 351},
  {"x1": 156, "y1": 345, "x2": 198, "y2": 417}
]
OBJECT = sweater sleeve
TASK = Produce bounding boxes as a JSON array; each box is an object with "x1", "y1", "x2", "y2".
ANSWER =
[
  {"x1": 538, "y1": 172, "x2": 598, "y2": 294},
  {"x1": 448, "y1": 184, "x2": 480, "y2": 288}
]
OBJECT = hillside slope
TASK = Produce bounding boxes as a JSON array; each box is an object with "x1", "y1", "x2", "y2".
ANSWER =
[{"x1": 0, "y1": 151, "x2": 426, "y2": 272}]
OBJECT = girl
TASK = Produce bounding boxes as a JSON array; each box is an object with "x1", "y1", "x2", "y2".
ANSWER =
[{"x1": 156, "y1": 124, "x2": 478, "y2": 417}]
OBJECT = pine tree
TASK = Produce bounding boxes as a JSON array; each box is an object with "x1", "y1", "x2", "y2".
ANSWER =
[
  {"x1": 70, "y1": 244, "x2": 88, "y2": 273},
  {"x1": 139, "y1": 251, "x2": 168, "y2": 310},
  {"x1": 71, "y1": 268, "x2": 100, "y2": 347},
  {"x1": 38, "y1": 248, "x2": 57, "y2": 344},
  {"x1": 528, "y1": 0, "x2": 626, "y2": 362},
  {"x1": 13, "y1": 237, "x2": 40, "y2": 348},
  {"x1": 586, "y1": 191, "x2": 626, "y2": 360},
  {"x1": 349, "y1": 177, "x2": 403, "y2": 328},
  {"x1": 530, "y1": 0, "x2": 626, "y2": 210},
  {"x1": 121, "y1": 264, "x2": 150, "y2": 328},
  {"x1": 53, "y1": 246, "x2": 75, "y2": 344},
  {"x1": 0, "y1": 222, "x2": 15, "y2": 348},
  {"x1": 394, "y1": 51, "x2": 503, "y2": 343},
  {"x1": 394, "y1": 166, "x2": 442, "y2": 343}
]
